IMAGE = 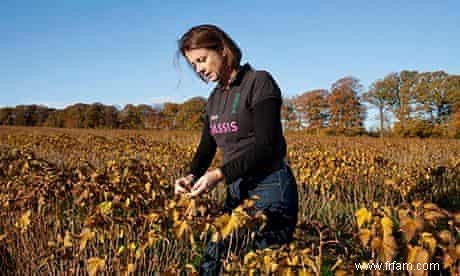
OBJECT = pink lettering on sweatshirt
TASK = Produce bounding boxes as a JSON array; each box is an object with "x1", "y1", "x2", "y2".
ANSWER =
[{"x1": 210, "y1": 121, "x2": 239, "y2": 135}]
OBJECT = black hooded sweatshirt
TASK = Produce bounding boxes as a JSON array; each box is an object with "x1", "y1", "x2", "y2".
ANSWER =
[{"x1": 188, "y1": 63, "x2": 286, "y2": 184}]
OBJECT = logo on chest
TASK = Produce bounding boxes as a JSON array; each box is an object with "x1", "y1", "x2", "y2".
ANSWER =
[
  {"x1": 210, "y1": 120, "x2": 239, "y2": 135},
  {"x1": 209, "y1": 91, "x2": 241, "y2": 135}
]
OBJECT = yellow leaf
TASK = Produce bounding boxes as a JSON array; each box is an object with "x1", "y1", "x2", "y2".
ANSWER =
[
  {"x1": 213, "y1": 213, "x2": 230, "y2": 229},
  {"x1": 372, "y1": 202, "x2": 379, "y2": 209},
  {"x1": 412, "y1": 200, "x2": 423, "y2": 209},
  {"x1": 243, "y1": 196, "x2": 260, "y2": 208},
  {"x1": 184, "y1": 199, "x2": 197, "y2": 217},
  {"x1": 63, "y1": 231, "x2": 72, "y2": 248},
  {"x1": 298, "y1": 268, "x2": 313, "y2": 276},
  {"x1": 127, "y1": 263, "x2": 135, "y2": 273},
  {"x1": 438, "y1": 230, "x2": 452, "y2": 244},
  {"x1": 221, "y1": 210, "x2": 246, "y2": 239},
  {"x1": 355, "y1": 208, "x2": 372, "y2": 228},
  {"x1": 117, "y1": 246, "x2": 125, "y2": 256},
  {"x1": 211, "y1": 232, "x2": 220, "y2": 243},
  {"x1": 175, "y1": 221, "x2": 190, "y2": 238},
  {"x1": 99, "y1": 231, "x2": 105, "y2": 244},
  {"x1": 79, "y1": 228, "x2": 95, "y2": 252},
  {"x1": 359, "y1": 229, "x2": 372, "y2": 247},
  {"x1": 47, "y1": 241, "x2": 57, "y2": 247},
  {"x1": 98, "y1": 201, "x2": 112, "y2": 215},
  {"x1": 224, "y1": 261, "x2": 237, "y2": 272},
  {"x1": 167, "y1": 200, "x2": 176, "y2": 209},
  {"x1": 381, "y1": 216, "x2": 393, "y2": 236},
  {"x1": 145, "y1": 213, "x2": 159, "y2": 222},
  {"x1": 420, "y1": 232, "x2": 437, "y2": 256},
  {"x1": 424, "y1": 210, "x2": 446, "y2": 221},
  {"x1": 423, "y1": 203, "x2": 439, "y2": 210},
  {"x1": 380, "y1": 234, "x2": 397, "y2": 262},
  {"x1": 185, "y1": 264, "x2": 197, "y2": 273},
  {"x1": 38, "y1": 254, "x2": 55, "y2": 269},
  {"x1": 128, "y1": 242, "x2": 136, "y2": 251},
  {"x1": 443, "y1": 253, "x2": 454, "y2": 269},
  {"x1": 270, "y1": 263, "x2": 280, "y2": 273},
  {"x1": 263, "y1": 254, "x2": 275, "y2": 272},
  {"x1": 454, "y1": 213, "x2": 460, "y2": 224},
  {"x1": 407, "y1": 246, "x2": 429, "y2": 266},
  {"x1": 407, "y1": 245, "x2": 418, "y2": 263},
  {"x1": 334, "y1": 269, "x2": 348, "y2": 276},
  {"x1": 282, "y1": 267, "x2": 294, "y2": 275},
  {"x1": 244, "y1": 251, "x2": 258, "y2": 266},
  {"x1": 287, "y1": 255, "x2": 300, "y2": 266},
  {"x1": 330, "y1": 258, "x2": 343, "y2": 271},
  {"x1": 371, "y1": 237, "x2": 382, "y2": 250},
  {"x1": 135, "y1": 245, "x2": 145, "y2": 260},
  {"x1": 16, "y1": 210, "x2": 31, "y2": 233},
  {"x1": 172, "y1": 210, "x2": 179, "y2": 222},
  {"x1": 414, "y1": 217, "x2": 424, "y2": 232},
  {"x1": 87, "y1": 257, "x2": 105, "y2": 276},
  {"x1": 189, "y1": 232, "x2": 195, "y2": 248},
  {"x1": 382, "y1": 207, "x2": 392, "y2": 217},
  {"x1": 197, "y1": 205, "x2": 207, "y2": 217}
]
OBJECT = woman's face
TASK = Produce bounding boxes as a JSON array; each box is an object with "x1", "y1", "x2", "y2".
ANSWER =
[{"x1": 184, "y1": 48, "x2": 224, "y2": 83}]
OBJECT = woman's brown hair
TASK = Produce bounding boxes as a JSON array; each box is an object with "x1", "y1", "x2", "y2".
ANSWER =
[{"x1": 177, "y1": 24, "x2": 242, "y2": 88}]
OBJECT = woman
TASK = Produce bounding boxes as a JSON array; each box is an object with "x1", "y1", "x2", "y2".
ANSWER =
[{"x1": 175, "y1": 24, "x2": 298, "y2": 275}]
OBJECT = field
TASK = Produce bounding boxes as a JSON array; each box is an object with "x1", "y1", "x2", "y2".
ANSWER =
[{"x1": 0, "y1": 126, "x2": 459, "y2": 275}]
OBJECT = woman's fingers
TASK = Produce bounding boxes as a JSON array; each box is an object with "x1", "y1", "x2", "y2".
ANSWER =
[
  {"x1": 174, "y1": 173, "x2": 210, "y2": 197},
  {"x1": 175, "y1": 175, "x2": 193, "y2": 194},
  {"x1": 184, "y1": 174, "x2": 195, "y2": 188},
  {"x1": 188, "y1": 179, "x2": 207, "y2": 197},
  {"x1": 174, "y1": 182, "x2": 188, "y2": 194}
]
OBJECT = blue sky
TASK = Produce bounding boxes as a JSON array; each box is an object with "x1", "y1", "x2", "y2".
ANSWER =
[{"x1": 1, "y1": 1, "x2": 459, "y2": 128}]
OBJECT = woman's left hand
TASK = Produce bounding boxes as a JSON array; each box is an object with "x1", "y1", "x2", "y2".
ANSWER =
[{"x1": 188, "y1": 169, "x2": 223, "y2": 197}]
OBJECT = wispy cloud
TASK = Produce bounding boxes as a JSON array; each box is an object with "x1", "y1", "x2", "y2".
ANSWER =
[
  {"x1": 20, "y1": 101, "x2": 70, "y2": 109},
  {"x1": 149, "y1": 95, "x2": 186, "y2": 104}
]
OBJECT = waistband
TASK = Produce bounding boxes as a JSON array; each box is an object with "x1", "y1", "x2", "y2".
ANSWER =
[{"x1": 245, "y1": 158, "x2": 286, "y2": 179}]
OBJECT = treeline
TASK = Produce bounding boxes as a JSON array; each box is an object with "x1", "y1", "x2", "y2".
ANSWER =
[
  {"x1": 1, "y1": 70, "x2": 459, "y2": 138},
  {"x1": 284, "y1": 71, "x2": 460, "y2": 138},
  {"x1": 0, "y1": 97, "x2": 207, "y2": 131}
]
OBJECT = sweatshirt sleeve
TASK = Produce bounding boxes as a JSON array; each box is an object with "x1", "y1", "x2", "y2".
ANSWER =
[
  {"x1": 250, "y1": 71, "x2": 282, "y2": 107},
  {"x1": 188, "y1": 114, "x2": 217, "y2": 178},
  {"x1": 220, "y1": 97, "x2": 285, "y2": 184}
]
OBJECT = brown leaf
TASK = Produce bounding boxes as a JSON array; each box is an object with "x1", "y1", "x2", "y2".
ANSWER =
[
  {"x1": 421, "y1": 232, "x2": 437, "y2": 256},
  {"x1": 399, "y1": 215, "x2": 417, "y2": 242},
  {"x1": 87, "y1": 257, "x2": 105, "y2": 276}
]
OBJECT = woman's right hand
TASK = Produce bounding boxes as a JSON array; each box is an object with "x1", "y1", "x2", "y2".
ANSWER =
[{"x1": 174, "y1": 174, "x2": 195, "y2": 195}]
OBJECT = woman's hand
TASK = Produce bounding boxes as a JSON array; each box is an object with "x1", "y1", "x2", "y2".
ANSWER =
[
  {"x1": 188, "y1": 169, "x2": 223, "y2": 197},
  {"x1": 174, "y1": 174, "x2": 195, "y2": 195}
]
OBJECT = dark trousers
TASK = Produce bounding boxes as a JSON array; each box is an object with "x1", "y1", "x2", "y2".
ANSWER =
[{"x1": 200, "y1": 163, "x2": 299, "y2": 275}]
